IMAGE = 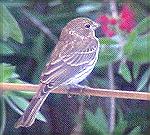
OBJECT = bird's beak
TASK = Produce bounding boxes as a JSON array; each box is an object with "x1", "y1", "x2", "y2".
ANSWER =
[{"x1": 92, "y1": 22, "x2": 100, "y2": 30}]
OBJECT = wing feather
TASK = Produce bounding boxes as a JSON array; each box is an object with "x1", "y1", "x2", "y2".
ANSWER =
[{"x1": 40, "y1": 37, "x2": 99, "y2": 87}]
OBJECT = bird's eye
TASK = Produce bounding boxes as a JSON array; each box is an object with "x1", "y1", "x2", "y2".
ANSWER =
[{"x1": 85, "y1": 24, "x2": 90, "y2": 28}]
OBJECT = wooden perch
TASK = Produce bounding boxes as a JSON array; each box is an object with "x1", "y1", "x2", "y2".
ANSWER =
[{"x1": 0, "y1": 83, "x2": 150, "y2": 101}]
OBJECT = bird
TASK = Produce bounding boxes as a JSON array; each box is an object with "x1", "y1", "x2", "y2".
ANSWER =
[{"x1": 15, "y1": 17, "x2": 100, "y2": 128}]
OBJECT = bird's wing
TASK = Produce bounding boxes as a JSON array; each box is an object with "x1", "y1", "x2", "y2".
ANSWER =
[{"x1": 40, "y1": 38, "x2": 99, "y2": 92}]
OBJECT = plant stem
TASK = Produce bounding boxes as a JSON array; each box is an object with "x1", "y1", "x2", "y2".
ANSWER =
[
  {"x1": 108, "y1": 65, "x2": 115, "y2": 134},
  {"x1": 109, "y1": 0, "x2": 118, "y2": 133}
]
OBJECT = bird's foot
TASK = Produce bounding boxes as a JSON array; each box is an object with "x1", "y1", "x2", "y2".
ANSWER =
[
  {"x1": 67, "y1": 84, "x2": 90, "y2": 96},
  {"x1": 71, "y1": 84, "x2": 91, "y2": 99}
]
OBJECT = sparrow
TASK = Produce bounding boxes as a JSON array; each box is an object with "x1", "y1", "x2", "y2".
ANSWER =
[{"x1": 15, "y1": 17, "x2": 100, "y2": 128}]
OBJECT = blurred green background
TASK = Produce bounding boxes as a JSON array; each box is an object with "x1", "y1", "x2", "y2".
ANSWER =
[{"x1": 0, "y1": 0, "x2": 150, "y2": 135}]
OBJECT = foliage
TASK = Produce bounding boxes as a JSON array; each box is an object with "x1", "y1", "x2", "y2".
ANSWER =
[
  {"x1": 84, "y1": 108, "x2": 141, "y2": 135},
  {"x1": 0, "y1": 63, "x2": 46, "y2": 134},
  {"x1": 96, "y1": 16, "x2": 150, "y2": 83},
  {"x1": 0, "y1": 5, "x2": 23, "y2": 43}
]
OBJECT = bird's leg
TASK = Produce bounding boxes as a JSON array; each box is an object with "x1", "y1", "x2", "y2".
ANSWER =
[
  {"x1": 65, "y1": 84, "x2": 91, "y2": 97},
  {"x1": 64, "y1": 85, "x2": 73, "y2": 98}
]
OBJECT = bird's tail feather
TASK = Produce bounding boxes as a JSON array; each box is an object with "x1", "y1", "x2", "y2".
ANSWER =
[{"x1": 14, "y1": 85, "x2": 49, "y2": 128}]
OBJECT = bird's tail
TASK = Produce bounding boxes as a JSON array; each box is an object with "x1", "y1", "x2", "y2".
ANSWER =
[{"x1": 14, "y1": 84, "x2": 49, "y2": 128}]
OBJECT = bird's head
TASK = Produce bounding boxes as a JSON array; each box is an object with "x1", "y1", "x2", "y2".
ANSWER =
[{"x1": 62, "y1": 17, "x2": 100, "y2": 38}]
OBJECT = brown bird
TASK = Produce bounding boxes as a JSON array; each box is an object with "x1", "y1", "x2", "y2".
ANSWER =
[{"x1": 15, "y1": 17, "x2": 100, "y2": 128}]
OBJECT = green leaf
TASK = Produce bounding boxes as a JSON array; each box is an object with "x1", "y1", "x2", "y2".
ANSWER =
[
  {"x1": 99, "y1": 38, "x2": 118, "y2": 46},
  {"x1": 95, "y1": 108, "x2": 108, "y2": 133},
  {"x1": 114, "y1": 109, "x2": 127, "y2": 135},
  {"x1": 125, "y1": 18, "x2": 150, "y2": 64},
  {"x1": 127, "y1": 35, "x2": 150, "y2": 63},
  {"x1": 0, "y1": 42, "x2": 14, "y2": 55},
  {"x1": 0, "y1": 14, "x2": 10, "y2": 41},
  {"x1": 12, "y1": 91, "x2": 35, "y2": 99},
  {"x1": 132, "y1": 63, "x2": 140, "y2": 79},
  {"x1": 85, "y1": 108, "x2": 108, "y2": 135},
  {"x1": 119, "y1": 63, "x2": 132, "y2": 83},
  {"x1": 0, "y1": 5, "x2": 23, "y2": 43},
  {"x1": 96, "y1": 45, "x2": 120, "y2": 67},
  {"x1": 134, "y1": 17, "x2": 150, "y2": 35},
  {"x1": 0, "y1": 63, "x2": 17, "y2": 82},
  {"x1": 123, "y1": 31, "x2": 137, "y2": 56},
  {"x1": 137, "y1": 68, "x2": 150, "y2": 91},
  {"x1": 128, "y1": 126, "x2": 141, "y2": 135},
  {"x1": 7, "y1": 94, "x2": 46, "y2": 122},
  {"x1": 0, "y1": 96, "x2": 6, "y2": 135}
]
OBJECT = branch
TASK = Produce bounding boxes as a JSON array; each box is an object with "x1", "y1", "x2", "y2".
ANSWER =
[{"x1": 0, "y1": 83, "x2": 150, "y2": 101}]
